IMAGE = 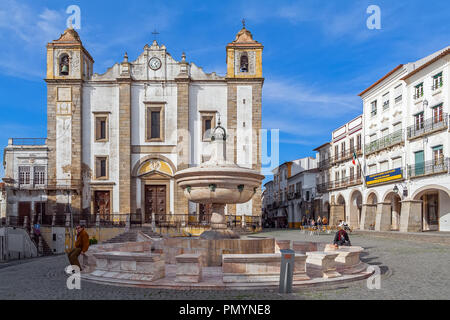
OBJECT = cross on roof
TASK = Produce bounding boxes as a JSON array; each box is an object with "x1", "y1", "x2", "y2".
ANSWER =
[
  {"x1": 242, "y1": 18, "x2": 246, "y2": 28},
  {"x1": 151, "y1": 29, "x2": 159, "y2": 40}
]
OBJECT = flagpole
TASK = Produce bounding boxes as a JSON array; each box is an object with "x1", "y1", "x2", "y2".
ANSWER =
[{"x1": 353, "y1": 151, "x2": 366, "y2": 187}]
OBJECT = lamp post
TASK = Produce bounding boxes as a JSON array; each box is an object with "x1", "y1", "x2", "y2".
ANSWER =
[{"x1": 393, "y1": 183, "x2": 408, "y2": 199}]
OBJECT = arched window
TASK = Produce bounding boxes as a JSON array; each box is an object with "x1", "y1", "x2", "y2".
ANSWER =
[
  {"x1": 240, "y1": 54, "x2": 248, "y2": 72},
  {"x1": 59, "y1": 54, "x2": 69, "y2": 76}
]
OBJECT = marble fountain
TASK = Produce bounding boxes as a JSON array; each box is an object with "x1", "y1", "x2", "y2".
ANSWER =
[{"x1": 81, "y1": 121, "x2": 373, "y2": 289}]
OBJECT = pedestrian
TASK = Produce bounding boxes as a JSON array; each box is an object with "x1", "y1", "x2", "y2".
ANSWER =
[
  {"x1": 333, "y1": 222, "x2": 352, "y2": 247},
  {"x1": 66, "y1": 223, "x2": 90, "y2": 271},
  {"x1": 317, "y1": 216, "x2": 322, "y2": 226},
  {"x1": 322, "y1": 216, "x2": 328, "y2": 226}
]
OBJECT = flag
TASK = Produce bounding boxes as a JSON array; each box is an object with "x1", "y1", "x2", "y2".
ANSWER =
[{"x1": 352, "y1": 151, "x2": 357, "y2": 165}]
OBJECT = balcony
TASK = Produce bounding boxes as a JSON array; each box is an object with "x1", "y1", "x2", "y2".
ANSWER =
[
  {"x1": 7, "y1": 179, "x2": 82, "y2": 191},
  {"x1": 317, "y1": 176, "x2": 362, "y2": 192},
  {"x1": 407, "y1": 158, "x2": 449, "y2": 179},
  {"x1": 365, "y1": 129, "x2": 404, "y2": 155},
  {"x1": 318, "y1": 158, "x2": 331, "y2": 169},
  {"x1": 407, "y1": 113, "x2": 448, "y2": 140},
  {"x1": 431, "y1": 80, "x2": 443, "y2": 91},
  {"x1": 330, "y1": 147, "x2": 362, "y2": 165}
]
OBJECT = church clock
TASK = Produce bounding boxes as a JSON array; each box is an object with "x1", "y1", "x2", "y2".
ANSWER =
[{"x1": 148, "y1": 57, "x2": 162, "y2": 70}]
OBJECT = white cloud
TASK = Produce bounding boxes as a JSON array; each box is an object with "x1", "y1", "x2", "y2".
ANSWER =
[{"x1": 0, "y1": 0, "x2": 65, "y2": 79}]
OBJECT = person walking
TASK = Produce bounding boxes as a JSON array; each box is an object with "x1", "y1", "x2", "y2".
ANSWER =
[{"x1": 67, "y1": 223, "x2": 90, "y2": 271}]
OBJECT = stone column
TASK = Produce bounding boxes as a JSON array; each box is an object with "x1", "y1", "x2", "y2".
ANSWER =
[
  {"x1": 175, "y1": 78, "x2": 190, "y2": 215},
  {"x1": 360, "y1": 204, "x2": 377, "y2": 230},
  {"x1": 251, "y1": 82, "x2": 263, "y2": 219},
  {"x1": 399, "y1": 199, "x2": 423, "y2": 232},
  {"x1": 117, "y1": 78, "x2": 132, "y2": 214},
  {"x1": 45, "y1": 84, "x2": 58, "y2": 215},
  {"x1": 70, "y1": 84, "x2": 83, "y2": 215},
  {"x1": 375, "y1": 202, "x2": 392, "y2": 231},
  {"x1": 226, "y1": 82, "x2": 237, "y2": 216},
  {"x1": 330, "y1": 204, "x2": 345, "y2": 226}
]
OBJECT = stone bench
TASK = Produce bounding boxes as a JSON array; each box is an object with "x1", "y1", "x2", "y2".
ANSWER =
[
  {"x1": 325, "y1": 246, "x2": 364, "y2": 274},
  {"x1": 222, "y1": 253, "x2": 309, "y2": 283},
  {"x1": 293, "y1": 241, "x2": 317, "y2": 253},
  {"x1": 306, "y1": 251, "x2": 341, "y2": 279},
  {"x1": 175, "y1": 253, "x2": 202, "y2": 283},
  {"x1": 275, "y1": 240, "x2": 291, "y2": 252},
  {"x1": 91, "y1": 251, "x2": 165, "y2": 281}
]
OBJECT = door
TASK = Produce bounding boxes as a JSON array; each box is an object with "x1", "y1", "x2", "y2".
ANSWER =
[
  {"x1": 94, "y1": 191, "x2": 111, "y2": 218},
  {"x1": 414, "y1": 151, "x2": 424, "y2": 176},
  {"x1": 145, "y1": 185, "x2": 166, "y2": 223},
  {"x1": 18, "y1": 202, "x2": 31, "y2": 217}
]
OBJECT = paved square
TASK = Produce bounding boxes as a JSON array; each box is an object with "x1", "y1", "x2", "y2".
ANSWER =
[{"x1": 0, "y1": 230, "x2": 449, "y2": 300}]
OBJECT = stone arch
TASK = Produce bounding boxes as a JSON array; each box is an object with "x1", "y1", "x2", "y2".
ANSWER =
[
  {"x1": 323, "y1": 201, "x2": 330, "y2": 221},
  {"x1": 132, "y1": 154, "x2": 176, "y2": 177},
  {"x1": 412, "y1": 185, "x2": 450, "y2": 232},
  {"x1": 383, "y1": 191, "x2": 402, "y2": 231},
  {"x1": 366, "y1": 191, "x2": 379, "y2": 204},
  {"x1": 412, "y1": 184, "x2": 450, "y2": 200},
  {"x1": 336, "y1": 194, "x2": 346, "y2": 205},
  {"x1": 349, "y1": 189, "x2": 363, "y2": 229},
  {"x1": 59, "y1": 52, "x2": 70, "y2": 75}
]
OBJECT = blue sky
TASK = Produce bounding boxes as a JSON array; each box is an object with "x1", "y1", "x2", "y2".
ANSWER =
[{"x1": 0, "y1": 0, "x2": 449, "y2": 180}]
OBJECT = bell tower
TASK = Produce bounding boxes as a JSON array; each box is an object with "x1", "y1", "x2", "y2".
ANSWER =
[
  {"x1": 226, "y1": 21, "x2": 263, "y2": 79},
  {"x1": 225, "y1": 22, "x2": 263, "y2": 218},
  {"x1": 45, "y1": 28, "x2": 94, "y2": 216}
]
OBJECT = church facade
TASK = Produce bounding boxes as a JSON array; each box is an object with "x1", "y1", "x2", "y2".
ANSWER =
[{"x1": 4, "y1": 25, "x2": 264, "y2": 222}]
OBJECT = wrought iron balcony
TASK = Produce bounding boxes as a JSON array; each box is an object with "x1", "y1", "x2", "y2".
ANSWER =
[
  {"x1": 407, "y1": 158, "x2": 449, "y2": 179},
  {"x1": 317, "y1": 176, "x2": 362, "y2": 192},
  {"x1": 7, "y1": 179, "x2": 82, "y2": 191},
  {"x1": 365, "y1": 129, "x2": 404, "y2": 155},
  {"x1": 330, "y1": 147, "x2": 362, "y2": 165},
  {"x1": 407, "y1": 113, "x2": 448, "y2": 140}
]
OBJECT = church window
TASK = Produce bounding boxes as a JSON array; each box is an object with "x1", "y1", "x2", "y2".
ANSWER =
[
  {"x1": 240, "y1": 53, "x2": 249, "y2": 72},
  {"x1": 200, "y1": 111, "x2": 216, "y2": 142},
  {"x1": 59, "y1": 54, "x2": 70, "y2": 76},
  {"x1": 95, "y1": 156, "x2": 108, "y2": 179},
  {"x1": 95, "y1": 115, "x2": 108, "y2": 141},
  {"x1": 145, "y1": 105, "x2": 164, "y2": 142}
]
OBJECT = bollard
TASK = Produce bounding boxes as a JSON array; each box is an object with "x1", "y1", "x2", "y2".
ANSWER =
[{"x1": 279, "y1": 249, "x2": 295, "y2": 294}]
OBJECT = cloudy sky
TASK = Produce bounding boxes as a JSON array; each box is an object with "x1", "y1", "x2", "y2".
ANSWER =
[{"x1": 0, "y1": 0, "x2": 449, "y2": 180}]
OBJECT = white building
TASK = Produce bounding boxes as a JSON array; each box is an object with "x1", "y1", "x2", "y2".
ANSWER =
[
  {"x1": 357, "y1": 46, "x2": 450, "y2": 232},
  {"x1": 2, "y1": 139, "x2": 48, "y2": 221},
  {"x1": 261, "y1": 156, "x2": 319, "y2": 228},
  {"x1": 2, "y1": 25, "x2": 264, "y2": 223}
]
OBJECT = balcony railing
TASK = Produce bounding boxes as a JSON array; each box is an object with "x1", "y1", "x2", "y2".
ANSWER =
[
  {"x1": 11, "y1": 138, "x2": 47, "y2": 146},
  {"x1": 407, "y1": 158, "x2": 449, "y2": 179},
  {"x1": 318, "y1": 158, "x2": 331, "y2": 169},
  {"x1": 394, "y1": 95, "x2": 402, "y2": 104},
  {"x1": 330, "y1": 148, "x2": 362, "y2": 165},
  {"x1": 317, "y1": 176, "x2": 362, "y2": 192},
  {"x1": 8, "y1": 179, "x2": 82, "y2": 191},
  {"x1": 431, "y1": 80, "x2": 443, "y2": 91},
  {"x1": 365, "y1": 129, "x2": 404, "y2": 155},
  {"x1": 407, "y1": 113, "x2": 448, "y2": 140}
]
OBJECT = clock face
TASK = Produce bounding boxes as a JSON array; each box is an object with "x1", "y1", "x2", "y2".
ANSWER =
[{"x1": 149, "y1": 57, "x2": 162, "y2": 70}]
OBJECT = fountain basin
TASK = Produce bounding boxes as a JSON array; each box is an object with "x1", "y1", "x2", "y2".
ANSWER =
[{"x1": 174, "y1": 166, "x2": 264, "y2": 204}]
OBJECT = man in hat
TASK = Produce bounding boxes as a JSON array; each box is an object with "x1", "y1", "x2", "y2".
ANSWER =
[
  {"x1": 333, "y1": 222, "x2": 351, "y2": 247},
  {"x1": 67, "y1": 223, "x2": 90, "y2": 271}
]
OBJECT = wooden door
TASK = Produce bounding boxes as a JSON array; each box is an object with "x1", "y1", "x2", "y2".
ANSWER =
[
  {"x1": 145, "y1": 185, "x2": 166, "y2": 222},
  {"x1": 18, "y1": 202, "x2": 31, "y2": 217},
  {"x1": 94, "y1": 191, "x2": 111, "y2": 217}
]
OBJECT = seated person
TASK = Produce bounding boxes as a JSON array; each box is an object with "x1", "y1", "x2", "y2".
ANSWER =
[{"x1": 333, "y1": 223, "x2": 351, "y2": 247}]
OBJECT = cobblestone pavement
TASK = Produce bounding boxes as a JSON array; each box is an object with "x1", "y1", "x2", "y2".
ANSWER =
[{"x1": 0, "y1": 230, "x2": 449, "y2": 300}]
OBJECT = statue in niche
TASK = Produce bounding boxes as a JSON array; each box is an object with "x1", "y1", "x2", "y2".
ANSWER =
[{"x1": 60, "y1": 54, "x2": 69, "y2": 75}]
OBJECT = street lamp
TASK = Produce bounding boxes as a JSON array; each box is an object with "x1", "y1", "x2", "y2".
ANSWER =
[
  {"x1": 393, "y1": 183, "x2": 408, "y2": 198},
  {"x1": 423, "y1": 99, "x2": 428, "y2": 108}
]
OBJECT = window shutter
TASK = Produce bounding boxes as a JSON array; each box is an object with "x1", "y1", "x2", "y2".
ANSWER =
[{"x1": 96, "y1": 118, "x2": 101, "y2": 140}]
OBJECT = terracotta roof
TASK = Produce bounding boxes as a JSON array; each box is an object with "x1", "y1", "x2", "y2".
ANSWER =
[
  {"x1": 358, "y1": 64, "x2": 404, "y2": 97},
  {"x1": 400, "y1": 48, "x2": 450, "y2": 81},
  {"x1": 313, "y1": 142, "x2": 330, "y2": 151}
]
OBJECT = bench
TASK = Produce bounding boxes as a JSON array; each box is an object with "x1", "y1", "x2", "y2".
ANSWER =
[
  {"x1": 175, "y1": 253, "x2": 203, "y2": 283},
  {"x1": 306, "y1": 251, "x2": 341, "y2": 279},
  {"x1": 92, "y1": 251, "x2": 165, "y2": 281},
  {"x1": 222, "y1": 253, "x2": 309, "y2": 283}
]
